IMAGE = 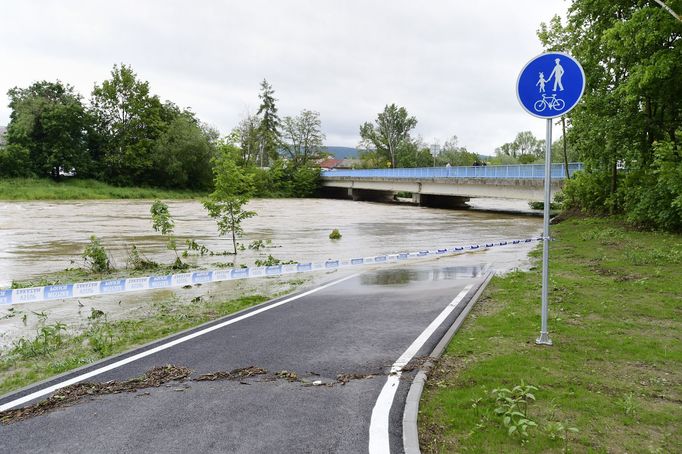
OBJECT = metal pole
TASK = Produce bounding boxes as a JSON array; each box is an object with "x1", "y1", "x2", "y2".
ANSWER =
[{"x1": 537, "y1": 118, "x2": 553, "y2": 346}]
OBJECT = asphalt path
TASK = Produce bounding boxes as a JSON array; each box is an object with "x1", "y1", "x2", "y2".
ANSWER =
[{"x1": 0, "y1": 261, "x2": 489, "y2": 453}]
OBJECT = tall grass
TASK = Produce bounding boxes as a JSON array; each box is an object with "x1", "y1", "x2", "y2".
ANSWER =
[{"x1": 0, "y1": 178, "x2": 206, "y2": 200}]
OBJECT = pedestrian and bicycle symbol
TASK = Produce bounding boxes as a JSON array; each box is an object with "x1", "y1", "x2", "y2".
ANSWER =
[{"x1": 516, "y1": 52, "x2": 585, "y2": 119}]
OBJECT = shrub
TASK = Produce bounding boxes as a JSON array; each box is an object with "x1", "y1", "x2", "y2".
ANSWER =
[{"x1": 82, "y1": 235, "x2": 111, "y2": 272}]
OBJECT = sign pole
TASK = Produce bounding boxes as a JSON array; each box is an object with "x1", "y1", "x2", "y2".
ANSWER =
[
  {"x1": 517, "y1": 51, "x2": 585, "y2": 347},
  {"x1": 536, "y1": 118, "x2": 553, "y2": 346}
]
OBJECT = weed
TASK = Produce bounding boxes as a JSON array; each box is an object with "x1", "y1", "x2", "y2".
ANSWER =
[
  {"x1": 10, "y1": 322, "x2": 67, "y2": 359},
  {"x1": 126, "y1": 245, "x2": 158, "y2": 270},
  {"x1": 545, "y1": 421, "x2": 579, "y2": 453},
  {"x1": 625, "y1": 248, "x2": 682, "y2": 266},
  {"x1": 492, "y1": 382, "x2": 539, "y2": 442},
  {"x1": 617, "y1": 392, "x2": 639, "y2": 417},
  {"x1": 184, "y1": 239, "x2": 210, "y2": 257},
  {"x1": 88, "y1": 308, "x2": 105, "y2": 320},
  {"x1": 85, "y1": 310, "x2": 115, "y2": 357},
  {"x1": 248, "y1": 239, "x2": 273, "y2": 251},
  {"x1": 254, "y1": 255, "x2": 297, "y2": 267},
  {"x1": 82, "y1": 235, "x2": 111, "y2": 273},
  {"x1": 214, "y1": 262, "x2": 235, "y2": 268},
  {"x1": 579, "y1": 227, "x2": 625, "y2": 243}
]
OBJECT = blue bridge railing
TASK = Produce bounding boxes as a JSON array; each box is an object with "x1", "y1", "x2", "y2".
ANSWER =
[{"x1": 321, "y1": 162, "x2": 584, "y2": 180}]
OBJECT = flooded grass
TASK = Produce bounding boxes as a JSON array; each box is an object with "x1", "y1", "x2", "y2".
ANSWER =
[
  {"x1": 418, "y1": 217, "x2": 682, "y2": 453},
  {"x1": 7, "y1": 263, "x2": 198, "y2": 290},
  {"x1": 0, "y1": 293, "x2": 270, "y2": 396},
  {"x1": 0, "y1": 178, "x2": 205, "y2": 200}
]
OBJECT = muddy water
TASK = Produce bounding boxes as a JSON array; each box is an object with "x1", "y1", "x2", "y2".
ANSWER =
[{"x1": 0, "y1": 198, "x2": 541, "y2": 348}]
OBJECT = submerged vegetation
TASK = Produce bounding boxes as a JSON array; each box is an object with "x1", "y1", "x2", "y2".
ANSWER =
[{"x1": 0, "y1": 294, "x2": 271, "y2": 396}]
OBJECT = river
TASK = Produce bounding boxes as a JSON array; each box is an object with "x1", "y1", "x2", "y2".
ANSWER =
[{"x1": 0, "y1": 198, "x2": 541, "y2": 347}]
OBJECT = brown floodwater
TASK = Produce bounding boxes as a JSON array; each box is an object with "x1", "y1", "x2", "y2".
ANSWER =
[{"x1": 0, "y1": 198, "x2": 541, "y2": 348}]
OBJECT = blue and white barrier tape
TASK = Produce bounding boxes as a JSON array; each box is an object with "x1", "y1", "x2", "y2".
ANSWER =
[{"x1": 0, "y1": 237, "x2": 541, "y2": 305}]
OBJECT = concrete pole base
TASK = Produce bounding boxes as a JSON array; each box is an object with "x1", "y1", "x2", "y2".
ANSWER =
[{"x1": 535, "y1": 332, "x2": 553, "y2": 346}]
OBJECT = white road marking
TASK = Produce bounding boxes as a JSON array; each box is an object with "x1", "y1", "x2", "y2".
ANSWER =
[
  {"x1": 368, "y1": 284, "x2": 473, "y2": 454},
  {"x1": 0, "y1": 273, "x2": 360, "y2": 412}
]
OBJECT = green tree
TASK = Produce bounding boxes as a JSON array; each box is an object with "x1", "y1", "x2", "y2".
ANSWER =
[
  {"x1": 203, "y1": 146, "x2": 257, "y2": 254},
  {"x1": 359, "y1": 104, "x2": 417, "y2": 168},
  {"x1": 256, "y1": 79, "x2": 281, "y2": 167},
  {"x1": 495, "y1": 131, "x2": 545, "y2": 163},
  {"x1": 281, "y1": 110, "x2": 325, "y2": 167},
  {"x1": 5, "y1": 81, "x2": 92, "y2": 179},
  {"x1": 436, "y1": 136, "x2": 479, "y2": 166},
  {"x1": 231, "y1": 114, "x2": 262, "y2": 166},
  {"x1": 152, "y1": 113, "x2": 215, "y2": 190},
  {"x1": 539, "y1": 0, "x2": 682, "y2": 228},
  {"x1": 0, "y1": 144, "x2": 33, "y2": 177},
  {"x1": 90, "y1": 64, "x2": 168, "y2": 186},
  {"x1": 150, "y1": 200, "x2": 176, "y2": 253}
]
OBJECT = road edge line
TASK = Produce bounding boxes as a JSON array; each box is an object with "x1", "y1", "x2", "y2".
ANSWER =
[
  {"x1": 0, "y1": 272, "x2": 360, "y2": 412},
  {"x1": 401, "y1": 270, "x2": 495, "y2": 454}
]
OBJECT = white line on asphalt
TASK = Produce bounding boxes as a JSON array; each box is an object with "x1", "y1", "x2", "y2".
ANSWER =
[
  {"x1": 368, "y1": 284, "x2": 473, "y2": 454},
  {"x1": 0, "y1": 273, "x2": 360, "y2": 412}
]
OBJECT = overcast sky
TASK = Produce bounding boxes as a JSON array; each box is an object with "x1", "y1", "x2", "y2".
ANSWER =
[{"x1": 0, "y1": 0, "x2": 569, "y2": 154}]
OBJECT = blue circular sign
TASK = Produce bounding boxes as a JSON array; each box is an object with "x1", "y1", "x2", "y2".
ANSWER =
[{"x1": 516, "y1": 52, "x2": 585, "y2": 119}]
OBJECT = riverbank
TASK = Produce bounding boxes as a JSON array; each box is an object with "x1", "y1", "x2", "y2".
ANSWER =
[
  {"x1": 0, "y1": 178, "x2": 205, "y2": 200},
  {"x1": 418, "y1": 217, "x2": 681, "y2": 453}
]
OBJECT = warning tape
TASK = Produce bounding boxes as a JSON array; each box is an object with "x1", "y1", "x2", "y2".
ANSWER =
[{"x1": 0, "y1": 238, "x2": 541, "y2": 305}]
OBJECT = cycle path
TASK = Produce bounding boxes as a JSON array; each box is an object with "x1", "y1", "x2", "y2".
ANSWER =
[{"x1": 0, "y1": 261, "x2": 489, "y2": 453}]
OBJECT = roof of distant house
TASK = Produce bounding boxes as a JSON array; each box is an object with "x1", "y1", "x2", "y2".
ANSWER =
[{"x1": 318, "y1": 158, "x2": 344, "y2": 169}]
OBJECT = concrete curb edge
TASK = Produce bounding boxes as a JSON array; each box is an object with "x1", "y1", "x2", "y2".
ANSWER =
[{"x1": 402, "y1": 271, "x2": 495, "y2": 454}]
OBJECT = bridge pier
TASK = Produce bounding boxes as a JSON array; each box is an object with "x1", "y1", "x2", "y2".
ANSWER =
[
  {"x1": 349, "y1": 188, "x2": 395, "y2": 202},
  {"x1": 412, "y1": 193, "x2": 470, "y2": 209}
]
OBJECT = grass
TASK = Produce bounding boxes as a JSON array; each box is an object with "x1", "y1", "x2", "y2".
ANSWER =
[
  {"x1": 0, "y1": 293, "x2": 273, "y2": 396},
  {"x1": 419, "y1": 217, "x2": 682, "y2": 453},
  {"x1": 0, "y1": 178, "x2": 206, "y2": 200}
]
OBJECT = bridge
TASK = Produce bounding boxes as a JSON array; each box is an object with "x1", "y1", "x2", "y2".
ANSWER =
[{"x1": 320, "y1": 163, "x2": 584, "y2": 208}]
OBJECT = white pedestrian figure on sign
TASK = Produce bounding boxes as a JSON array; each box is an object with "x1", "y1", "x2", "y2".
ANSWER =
[
  {"x1": 536, "y1": 72, "x2": 547, "y2": 93},
  {"x1": 548, "y1": 58, "x2": 565, "y2": 92}
]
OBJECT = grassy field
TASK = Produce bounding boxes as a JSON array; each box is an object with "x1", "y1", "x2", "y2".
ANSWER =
[
  {"x1": 0, "y1": 293, "x2": 271, "y2": 396},
  {"x1": 0, "y1": 178, "x2": 205, "y2": 200},
  {"x1": 419, "y1": 217, "x2": 681, "y2": 453}
]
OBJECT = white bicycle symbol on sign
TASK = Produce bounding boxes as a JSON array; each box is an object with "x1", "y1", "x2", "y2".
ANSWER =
[{"x1": 534, "y1": 94, "x2": 565, "y2": 112}]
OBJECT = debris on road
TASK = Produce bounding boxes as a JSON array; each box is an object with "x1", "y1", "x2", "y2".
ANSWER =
[{"x1": 1, "y1": 365, "x2": 191, "y2": 425}]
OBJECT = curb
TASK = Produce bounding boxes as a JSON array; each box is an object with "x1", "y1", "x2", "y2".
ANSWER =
[{"x1": 402, "y1": 271, "x2": 495, "y2": 454}]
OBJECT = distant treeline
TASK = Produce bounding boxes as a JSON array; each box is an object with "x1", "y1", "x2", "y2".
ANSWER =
[
  {"x1": 0, "y1": 65, "x2": 324, "y2": 197},
  {"x1": 0, "y1": 65, "x2": 217, "y2": 190}
]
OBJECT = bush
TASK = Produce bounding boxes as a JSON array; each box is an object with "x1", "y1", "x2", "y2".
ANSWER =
[
  {"x1": 82, "y1": 235, "x2": 111, "y2": 272},
  {"x1": 0, "y1": 144, "x2": 33, "y2": 177},
  {"x1": 561, "y1": 170, "x2": 618, "y2": 214},
  {"x1": 620, "y1": 140, "x2": 682, "y2": 232},
  {"x1": 329, "y1": 229, "x2": 342, "y2": 240}
]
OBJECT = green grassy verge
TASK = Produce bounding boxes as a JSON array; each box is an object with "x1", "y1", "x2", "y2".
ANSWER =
[
  {"x1": 0, "y1": 293, "x2": 271, "y2": 396},
  {"x1": 0, "y1": 178, "x2": 205, "y2": 200},
  {"x1": 419, "y1": 217, "x2": 681, "y2": 453}
]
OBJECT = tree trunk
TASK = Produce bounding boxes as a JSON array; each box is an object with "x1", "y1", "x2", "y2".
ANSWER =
[
  {"x1": 231, "y1": 211, "x2": 237, "y2": 255},
  {"x1": 562, "y1": 116, "x2": 570, "y2": 179}
]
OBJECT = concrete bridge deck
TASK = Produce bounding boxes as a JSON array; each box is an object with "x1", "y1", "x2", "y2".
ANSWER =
[{"x1": 320, "y1": 163, "x2": 583, "y2": 206}]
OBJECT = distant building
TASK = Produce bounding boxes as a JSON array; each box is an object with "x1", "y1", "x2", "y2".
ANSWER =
[
  {"x1": 318, "y1": 158, "x2": 344, "y2": 170},
  {"x1": 318, "y1": 158, "x2": 361, "y2": 170},
  {"x1": 0, "y1": 126, "x2": 6, "y2": 146}
]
